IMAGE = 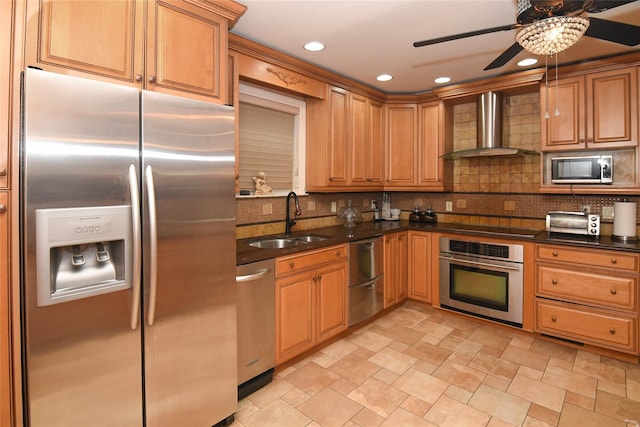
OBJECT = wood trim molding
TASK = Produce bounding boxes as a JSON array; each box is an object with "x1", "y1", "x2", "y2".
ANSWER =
[{"x1": 183, "y1": 0, "x2": 246, "y2": 25}]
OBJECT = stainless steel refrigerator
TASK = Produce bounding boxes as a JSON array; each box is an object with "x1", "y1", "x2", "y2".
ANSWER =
[{"x1": 20, "y1": 68, "x2": 237, "y2": 427}]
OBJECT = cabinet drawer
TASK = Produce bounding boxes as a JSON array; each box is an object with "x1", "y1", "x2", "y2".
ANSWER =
[
  {"x1": 535, "y1": 299, "x2": 638, "y2": 353},
  {"x1": 537, "y1": 265, "x2": 637, "y2": 311},
  {"x1": 276, "y1": 244, "x2": 348, "y2": 276},
  {"x1": 536, "y1": 245, "x2": 639, "y2": 272}
]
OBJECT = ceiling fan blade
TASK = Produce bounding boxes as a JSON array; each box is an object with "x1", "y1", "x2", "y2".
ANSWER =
[
  {"x1": 483, "y1": 43, "x2": 524, "y2": 70},
  {"x1": 413, "y1": 24, "x2": 520, "y2": 48},
  {"x1": 585, "y1": 17, "x2": 640, "y2": 46},
  {"x1": 586, "y1": 0, "x2": 639, "y2": 13}
]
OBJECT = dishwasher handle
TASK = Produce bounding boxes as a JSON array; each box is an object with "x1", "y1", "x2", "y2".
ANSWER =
[{"x1": 236, "y1": 268, "x2": 272, "y2": 282}]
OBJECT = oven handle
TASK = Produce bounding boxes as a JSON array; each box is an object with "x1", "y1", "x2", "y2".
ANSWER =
[{"x1": 439, "y1": 254, "x2": 522, "y2": 271}]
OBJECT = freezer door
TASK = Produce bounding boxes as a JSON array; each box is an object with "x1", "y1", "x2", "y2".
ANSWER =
[
  {"x1": 141, "y1": 91, "x2": 237, "y2": 427},
  {"x1": 21, "y1": 69, "x2": 143, "y2": 426}
]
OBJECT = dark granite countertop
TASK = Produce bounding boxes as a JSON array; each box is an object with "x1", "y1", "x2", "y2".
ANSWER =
[{"x1": 237, "y1": 221, "x2": 640, "y2": 265}]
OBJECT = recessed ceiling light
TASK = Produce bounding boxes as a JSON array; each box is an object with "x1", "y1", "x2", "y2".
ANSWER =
[
  {"x1": 517, "y1": 58, "x2": 538, "y2": 67},
  {"x1": 434, "y1": 76, "x2": 451, "y2": 84},
  {"x1": 303, "y1": 41, "x2": 325, "y2": 52},
  {"x1": 376, "y1": 74, "x2": 393, "y2": 82}
]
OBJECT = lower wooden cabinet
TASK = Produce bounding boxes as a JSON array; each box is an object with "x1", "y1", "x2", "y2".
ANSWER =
[
  {"x1": 383, "y1": 231, "x2": 407, "y2": 308},
  {"x1": 275, "y1": 244, "x2": 348, "y2": 364},
  {"x1": 535, "y1": 243, "x2": 640, "y2": 355},
  {"x1": 0, "y1": 192, "x2": 9, "y2": 426},
  {"x1": 407, "y1": 231, "x2": 431, "y2": 303}
]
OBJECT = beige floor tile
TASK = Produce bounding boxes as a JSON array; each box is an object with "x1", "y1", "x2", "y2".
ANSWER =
[
  {"x1": 432, "y1": 360, "x2": 486, "y2": 393},
  {"x1": 368, "y1": 346, "x2": 417, "y2": 375},
  {"x1": 501, "y1": 345, "x2": 550, "y2": 371},
  {"x1": 404, "y1": 340, "x2": 453, "y2": 366},
  {"x1": 564, "y1": 390, "x2": 595, "y2": 411},
  {"x1": 594, "y1": 389, "x2": 640, "y2": 422},
  {"x1": 424, "y1": 395, "x2": 491, "y2": 427},
  {"x1": 628, "y1": 378, "x2": 640, "y2": 403},
  {"x1": 468, "y1": 384, "x2": 530, "y2": 426},
  {"x1": 347, "y1": 330, "x2": 393, "y2": 353},
  {"x1": 350, "y1": 407, "x2": 384, "y2": 427},
  {"x1": 527, "y1": 403, "x2": 560, "y2": 426},
  {"x1": 298, "y1": 388, "x2": 362, "y2": 427},
  {"x1": 283, "y1": 362, "x2": 340, "y2": 396},
  {"x1": 320, "y1": 338, "x2": 359, "y2": 360},
  {"x1": 373, "y1": 368, "x2": 399, "y2": 384},
  {"x1": 384, "y1": 307, "x2": 430, "y2": 328},
  {"x1": 330, "y1": 377, "x2": 359, "y2": 396},
  {"x1": 529, "y1": 338, "x2": 577, "y2": 362},
  {"x1": 347, "y1": 377, "x2": 408, "y2": 418},
  {"x1": 467, "y1": 328, "x2": 512, "y2": 351},
  {"x1": 241, "y1": 399, "x2": 311, "y2": 427},
  {"x1": 280, "y1": 386, "x2": 311, "y2": 408},
  {"x1": 444, "y1": 384, "x2": 474, "y2": 404},
  {"x1": 400, "y1": 395, "x2": 432, "y2": 418},
  {"x1": 328, "y1": 354, "x2": 381, "y2": 385},
  {"x1": 542, "y1": 364, "x2": 597, "y2": 398},
  {"x1": 245, "y1": 377, "x2": 295, "y2": 408},
  {"x1": 487, "y1": 416, "x2": 519, "y2": 427},
  {"x1": 522, "y1": 415, "x2": 555, "y2": 427},
  {"x1": 508, "y1": 373, "x2": 566, "y2": 412},
  {"x1": 598, "y1": 379, "x2": 627, "y2": 397},
  {"x1": 558, "y1": 402, "x2": 626, "y2": 427},
  {"x1": 414, "y1": 319, "x2": 454, "y2": 339},
  {"x1": 469, "y1": 351, "x2": 519, "y2": 381},
  {"x1": 393, "y1": 368, "x2": 449, "y2": 404},
  {"x1": 573, "y1": 357, "x2": 626, "y2": 385},
  {"x1": 482, "y1": 374, "x2": 511, "y2": 392},
  {"x1": 380, "y1": 407, "x2": 438, "y2": 426},
  {"x1": 380, "y1": 325, "x2": 426, "y2": 346},
  {"x1": 517, "y1": 365, "x2": 544, "y2": 381}
]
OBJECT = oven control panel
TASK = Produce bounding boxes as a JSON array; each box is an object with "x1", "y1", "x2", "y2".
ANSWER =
[{"x1": 441, "y1": 238, "x2": 524, "y2": 263}]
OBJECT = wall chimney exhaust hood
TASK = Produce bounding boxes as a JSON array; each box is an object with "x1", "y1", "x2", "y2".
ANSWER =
[{"x1": 442, "y1": 91, "x2": 538, "y2": 159}]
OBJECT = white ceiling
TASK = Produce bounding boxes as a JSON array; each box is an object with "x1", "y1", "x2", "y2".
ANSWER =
[{"x1": 230, "y1": 0, "x2": 640, "y2": 94}]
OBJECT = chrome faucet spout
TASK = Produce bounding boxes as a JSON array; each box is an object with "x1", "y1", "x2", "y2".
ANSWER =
[{"x1": 285, "y1": 191, "x2": 301, "y2": 235}]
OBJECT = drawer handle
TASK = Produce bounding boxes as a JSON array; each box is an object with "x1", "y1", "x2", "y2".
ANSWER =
[
  {"x1": 611, "y1": 258, "x2": 617, "y2": 264},
  {"x1": 610, "y1": 289, "x2": 617, "y2": 295},
  {"x1": 551, "y1": 315, "x2": 557, "y2": 322},
  {"x1": 551, "y1": 279, "x2": 558, "y2": 285},
  {"x1": 552, "y1": 251, "x2": 558, "y2": 257},
  {"x1": 289, "y1": 262, "x2": 295, "y2": 268},
  {"x1": 609, "y1": 328, "x2": 616, "y2": 334},
  {"x1": 336, "y1": 251, "x2": 341, "y2": 257}
]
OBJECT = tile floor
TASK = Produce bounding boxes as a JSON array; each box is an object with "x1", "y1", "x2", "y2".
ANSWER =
[{"x1": 232, "y1": 301, "x2": 640, "y2": 427}]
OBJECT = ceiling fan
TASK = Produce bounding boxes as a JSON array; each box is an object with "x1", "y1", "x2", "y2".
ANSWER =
[{"x1": 413, "y1": 0, "x2": 640, "y2": 70}]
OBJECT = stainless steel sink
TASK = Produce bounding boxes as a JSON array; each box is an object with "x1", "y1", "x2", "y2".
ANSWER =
[{"x1": 248, "y1": 235, "x2": 329, "y2": 249}]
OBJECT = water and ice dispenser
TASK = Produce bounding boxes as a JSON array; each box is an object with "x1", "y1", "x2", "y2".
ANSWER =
[{"x1": 35, "y1": 206, "x2": 132, "y2": 306}]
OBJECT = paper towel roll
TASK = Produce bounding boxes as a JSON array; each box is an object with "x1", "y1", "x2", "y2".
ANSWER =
[{"x1": 613, "y1": 201, "x2": 637, "y2": 240}]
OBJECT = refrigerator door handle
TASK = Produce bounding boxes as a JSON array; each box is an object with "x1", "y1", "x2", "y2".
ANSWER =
[
  {"x1": 145, "y1": 165, "x2": 158, "y2": 325},
  {"x1": 129, "y1": 165, "x2": 142, "y2": 330}
]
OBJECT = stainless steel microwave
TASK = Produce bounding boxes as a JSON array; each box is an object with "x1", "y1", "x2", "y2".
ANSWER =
[{"x1": 551, "y1": 155, "x2": 613, "y2": 184}]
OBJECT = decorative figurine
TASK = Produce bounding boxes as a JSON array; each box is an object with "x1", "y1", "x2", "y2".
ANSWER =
[{"x1": 253, "y1": 171, "x2": 272, "y2": 195}]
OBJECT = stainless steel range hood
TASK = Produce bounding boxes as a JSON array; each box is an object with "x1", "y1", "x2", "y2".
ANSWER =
[{"x1": 442, "y1": 91, "x2": 538, "y2": 159}]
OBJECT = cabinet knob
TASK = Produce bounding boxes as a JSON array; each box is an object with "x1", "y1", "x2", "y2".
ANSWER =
[
  {"x1": 328, "y1": 177, "x2": 333, "y2": 182},
  {"x1": 611, "y1": 258, "x2": 617, "y2": 264},
  {"x1": 0, "y1": 168, "x2": 6, "y2": 176},
  {"x1": 149, "y1": 76, "x2": 156, "y2": 83},
  {"x1": 135, "y1": 74, "x2": 143, "y2": 82},
  {"x1": 312, "y1": 276, "x2": 318, "y2": 282},
  {"x1": 609, "y1": 328, "x2": 616, "y2": 334},
  {"x1": 0, "y1": 204, "x2": 6, "y2": 213},
  {"x1": 551, "y1": 315, "x2": 557, "y2": 322},
  {"x1": 335, "y1": 251, "x2": 341, "y2": 257},
  {"x1": 289, "y1": 262, "x2": 294, "y2": 268},
  {"x1": 610, "y1": 289, "x2": 617, "y2": 295},
  {"x1": 552, "y1": 251, "x2": 558, "y2": 257},
  {"x1": 551, "y1": 279, "x2": 558, "y2": 285}
]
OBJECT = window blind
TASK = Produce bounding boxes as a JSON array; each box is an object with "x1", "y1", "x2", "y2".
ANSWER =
[{"x1": 238, "y1": 102, "x2": 295, "y2": 192}]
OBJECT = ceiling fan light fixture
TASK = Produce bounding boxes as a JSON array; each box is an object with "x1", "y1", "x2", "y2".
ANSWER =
[{"x1": 516, "y1": 16, "x2": 590, "y2": 55}]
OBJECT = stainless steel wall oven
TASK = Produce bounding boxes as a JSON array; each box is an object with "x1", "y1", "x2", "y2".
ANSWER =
[{"x1": 439, "y1": 237, "x2": 524, "y2": 327}]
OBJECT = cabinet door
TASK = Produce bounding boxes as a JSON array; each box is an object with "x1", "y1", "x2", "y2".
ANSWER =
[
  {"x1": 349, "y1": 93, "x2": 368, "y2": 185},
  {"x1": 322, "y1": 87, "x2": 348, "y2": 186},
  {"x1": 25, "y1": 0, "x2": 144, "y2": 85},
  {"x1": 385, "y1": 104, "x2": 417, "y2": 187},
  {"x1": 396, "y1": 232, "x2": 408, "y2": 301},
  {"x1": 384, "y1": 232, "x2": 408, "y2": 307},
  {"x1": 316, "y1": 261, "x2": 348, "y2": 343},
  {"x1": 146, "y1": 0, "x2": 229, "y2": 103},
  {"x1": 418, "y1": 101, "x2": 443, "y2": 188},
  {"x1": 275, "y1": 271, "x2": 315, "y2": 364},
  {"x1": 0, "y1": 193, "x2": 8, "y2": 427},
  {"x1": 367, "y1": 99, "x2": 385, "y2": 187},
  {"x1": 540, "y1": 77, "x2": 586, "y2": 150},
  {"x1": 408, "y1": 232, "x2": 430, "y2": 302},
  {"x1": 587, "y1": 67, "x2": 638, "y2": 148}
]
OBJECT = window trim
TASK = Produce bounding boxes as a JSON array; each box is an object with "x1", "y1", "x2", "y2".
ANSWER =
[{"x1": 238, "y1": 83, "x2": 306, "y2": 197}]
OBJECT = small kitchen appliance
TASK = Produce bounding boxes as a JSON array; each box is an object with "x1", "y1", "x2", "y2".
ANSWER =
[
  {"x1": 546, "y1": 211, "x2": 600, "y2": 236},
  {"x1": 551, "y1": 154, "x2": 613, "y2": 184},
  {"x1": 409, "y1": 206, "x2": 437, "y2": 223},
  {"x1": 612, "y1": 199, "x2": 638, "y2": 242}
]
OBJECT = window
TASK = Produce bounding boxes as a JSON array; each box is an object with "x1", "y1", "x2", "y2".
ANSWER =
[{"x1": 238, "y1": 83, "x2": 306, "y2": 196}]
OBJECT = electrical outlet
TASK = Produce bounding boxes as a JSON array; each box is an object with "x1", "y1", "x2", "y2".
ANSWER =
[
  {"x1": 262, "y1": 203, "x2": 272, "y2": 215},
  {"x1": 331, "y1": 202, "x2": 337, "y2": 213},
  {"x1": 371, "y1": 199, "x2": 376, "y2": 209},
  {"x1": 445, "y1": 201, "x2": 453, "y2": 212},
  {"x1": 602, "y1": 206, "x2": 614, "y2": 220},
  {"x1": 581, "y1": 205, "x2": 590, "y2": 214}
]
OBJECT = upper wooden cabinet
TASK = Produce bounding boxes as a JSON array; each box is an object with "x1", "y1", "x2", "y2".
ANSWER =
[
  {"x1": 25, "y1": 0, "x2": 246, "y2": 104},
  {"x1": 306, "y1": 86, "x2": 385, "y2": 191},
  {"x1": 541, "y1": 67, "x2": 638, "y2": 151},
  {"x1": 385, "y1": 103, "x2": 418, "y2": 188}
]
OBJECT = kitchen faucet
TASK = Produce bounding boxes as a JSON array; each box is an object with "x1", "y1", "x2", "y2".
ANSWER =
[{"x1": 285, "y1": 191, "x2": 301, "y2": 235}]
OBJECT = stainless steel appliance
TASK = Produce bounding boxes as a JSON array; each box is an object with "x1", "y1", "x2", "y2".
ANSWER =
[
  {"x1": 551, "y1": 154, "x2": 613, "y2": 184},
  {"x1": 20, "y1": 69, "x2": 237, "y2": 427},
  {"x1": 439, "y1": 237, "x2": 523, "y2": 327},
  {"x1": 349, "y1": 236, "x2": 384, "y2": 326},
  {"x1": 236, "y1": 259, "x2": 275, "y2": 399},
  {"x1": 546, "y1": 211, "x2": 601, "y2": 236}
]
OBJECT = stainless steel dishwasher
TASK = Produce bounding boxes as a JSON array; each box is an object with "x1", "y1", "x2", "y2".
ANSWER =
[
  {"x1": 236, "y1": 259, "x2": 275, "y2": 399},
  {"x1": 349, "y1": 236, "x2": 384, "y2": 326}
]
